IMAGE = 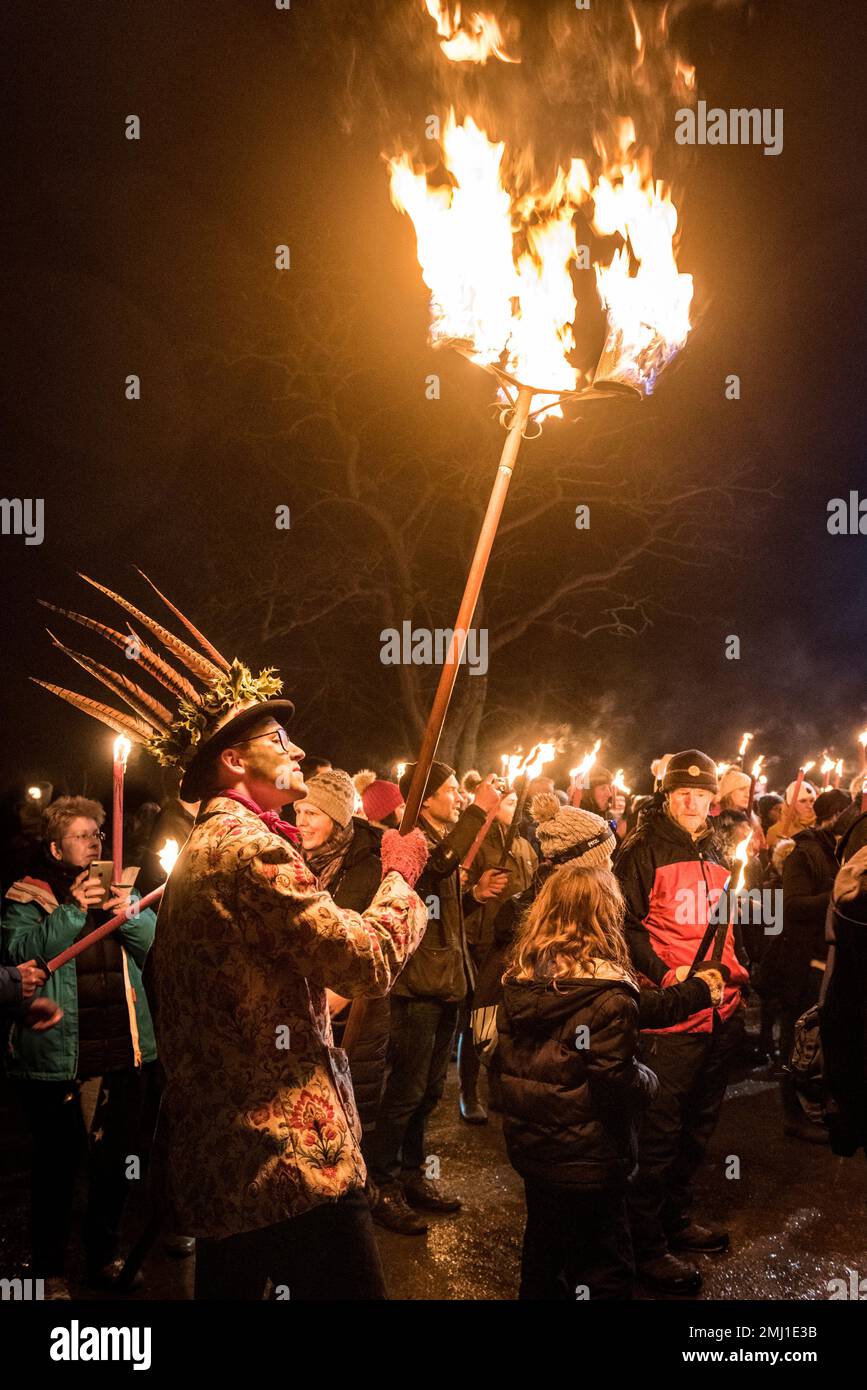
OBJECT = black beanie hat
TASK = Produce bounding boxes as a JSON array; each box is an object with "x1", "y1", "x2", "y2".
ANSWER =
[
  {"x1": 662, "y1": 749, "x2": 718, "y2": 794},
  {"x1": 813, "y1": 788, "x2": 850, "y2": 825},
  {"x1": 399, "y1": 761, "x2": 455, "y2": 803}
]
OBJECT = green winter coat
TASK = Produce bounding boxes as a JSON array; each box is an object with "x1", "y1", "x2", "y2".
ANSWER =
[{"x1": 1, "y1": 877, "x2": 157, "y2": 1081}]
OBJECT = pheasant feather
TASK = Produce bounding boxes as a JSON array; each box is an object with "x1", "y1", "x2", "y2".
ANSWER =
[
  {"x1": 132, "y1": 567, "x2": 230, "y2": 672},
  {"x1": 46, "y1": 630, "x2": 172, "y2": 731},
  {"x1": 78, "y1": 573, "x2": 223, "y2": 682},
  {"x1": 38, "y1": 601, "x2": 200, "y2": 704},
  {"x1": 30, "y1": 681, "x2": 153, "y2": 743}
]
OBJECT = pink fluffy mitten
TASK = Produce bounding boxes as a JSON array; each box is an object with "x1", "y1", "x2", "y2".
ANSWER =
[{"x1": 381, "y1": 828, "x2": 429, "y2": 887}]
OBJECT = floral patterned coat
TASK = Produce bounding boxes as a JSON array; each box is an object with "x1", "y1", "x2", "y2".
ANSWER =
[{"x1": 148, "y1": 796, "x2": 426, "y2": 1238}]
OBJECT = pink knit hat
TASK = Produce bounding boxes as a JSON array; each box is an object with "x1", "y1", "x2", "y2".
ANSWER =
[{"x1": 362, "y1": 778, "x2": 404, "y2": 823}]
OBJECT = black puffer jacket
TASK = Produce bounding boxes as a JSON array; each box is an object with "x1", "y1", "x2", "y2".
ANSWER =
[
  {"x1": 497, "y1": 972, "x2": 658, "y2": 1189},
  {"x1": 330, "y1": 818, "x2": 390, "y2": 1133},
  {"x1": 771, "y1": 826, "x2": 837, "y2": 1011}
]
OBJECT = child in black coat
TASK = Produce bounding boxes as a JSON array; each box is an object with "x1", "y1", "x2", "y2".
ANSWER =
[{"x1": 498, "y1": 796, "x2": 724, "y2": 1300}]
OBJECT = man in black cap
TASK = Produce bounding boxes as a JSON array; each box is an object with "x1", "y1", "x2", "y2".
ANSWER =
[
  {"x1": 614, "y1": 750, "x2": 749, "y2": 1295},
  {"x1": 368, "y1": 763, "x2": 508, "y2": 1234}
]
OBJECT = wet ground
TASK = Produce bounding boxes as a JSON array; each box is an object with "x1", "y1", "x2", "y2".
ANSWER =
[{"x1": 2, "y1": 1040, "x2": 865, "y2": 1302}]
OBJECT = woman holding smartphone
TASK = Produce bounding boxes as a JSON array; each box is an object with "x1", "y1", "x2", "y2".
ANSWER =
[{"x1": 1, "y1": 795, "x2": 158, "y2": 1300}]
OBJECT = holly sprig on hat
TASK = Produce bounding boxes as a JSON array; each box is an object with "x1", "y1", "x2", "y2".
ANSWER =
[{"x1": 149, "y1": 660, "x2": 283, "y2": 768}]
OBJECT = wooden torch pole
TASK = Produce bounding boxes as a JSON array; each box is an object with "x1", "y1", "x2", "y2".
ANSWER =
[{"x1": 400, "y1": 385, "x2": 535, "y2": 834}]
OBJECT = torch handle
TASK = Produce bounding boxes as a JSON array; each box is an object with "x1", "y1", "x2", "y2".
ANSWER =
[
  {"x1": 400, "y1": 386, "x2": 535, "y2": 833},
  {"x1": 461, "y1": 804, "x2": 498, "y2": 872},
  {"x1": 46, "y1": 885, "x2": 165, "y2": 973}
]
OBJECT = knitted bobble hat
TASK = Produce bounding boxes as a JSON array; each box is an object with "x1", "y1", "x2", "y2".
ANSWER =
[
  {"x1": 531, "y1": 792, "x2": 616, "y2": 868},
  {"x1": 303, "y1": 770, "x2": 356, "y2": 828}
]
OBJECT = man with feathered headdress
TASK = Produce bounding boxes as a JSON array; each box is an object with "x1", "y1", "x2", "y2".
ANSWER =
[{"x1": 29, "y1": 572, "x2": 430, "y2": 1299}]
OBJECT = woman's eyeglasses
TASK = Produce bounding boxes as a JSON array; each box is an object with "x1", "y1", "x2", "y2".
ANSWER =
[{"x1": 63, "y1": 830, "x2": 106, "y2": 844}]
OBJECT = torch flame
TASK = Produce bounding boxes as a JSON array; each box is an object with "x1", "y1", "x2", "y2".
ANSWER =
[
  {"x1": 423, "y1": 2, "x2": 518, "y2": 65},
  {"x1": 388, "y1": 105, "x2": 693, "y2": 403},
  {"x1": 859, "y1": 730, "x2": 867, "y2": 748},
  {"x1": 157, "y1": 838, "x2": 180, "y2": 876},
  {"x1": 113, "y1": 735, "x2": 131, "y2": 768},
  {"x1": 733, "y1": 834, "x2": 750, "y2": 889},
  {"x1": 716, "y1": 761, "x2": 730, "y2": 777},
  {"x1": 738, "y1": 732, "x2": 753, "y2": 757},
  {"x1": 613, "y1": 768, "x2": 631, "y2": 796},
  {"x1": 570, "y1": 738, "x2": 602, "y2": 780},
  {"x1": 519, "y1": 741, "x2": 556, "y2": 783},
  {"x1": 820, "y1": 754, "x2": 836, "y2": 777},
  {"x1": 396, "y1": 761, "x2": 408, "y2": 781},
  {"x1": 750, "y1": 755, "x2": 764, "y2": 779}
]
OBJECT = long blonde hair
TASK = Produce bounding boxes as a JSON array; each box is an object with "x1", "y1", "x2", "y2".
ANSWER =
[{"x1": 506, "y1": 863, "x2": 636, "y2": 987}]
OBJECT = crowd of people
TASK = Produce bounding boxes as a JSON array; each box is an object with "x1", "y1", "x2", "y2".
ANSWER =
[{"x1": 1, "y1": 736, "x2": 866, "y2": 1301}]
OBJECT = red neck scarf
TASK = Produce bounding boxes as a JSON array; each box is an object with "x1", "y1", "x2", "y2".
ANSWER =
[{"x1": 221, "y1": 791, "x2": 301, "y2": 845}]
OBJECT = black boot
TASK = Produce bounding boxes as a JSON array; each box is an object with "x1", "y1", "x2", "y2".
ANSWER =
[{"x1": 370, "y1": 1183, "x2": 429, "y2": 1235}]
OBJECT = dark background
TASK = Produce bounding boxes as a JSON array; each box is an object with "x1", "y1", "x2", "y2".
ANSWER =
[{"x1": 3, "y1": 0, "x2": 865, "y2": 810}]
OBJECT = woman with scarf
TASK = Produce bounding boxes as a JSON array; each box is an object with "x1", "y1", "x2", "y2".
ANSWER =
[{"x1": 294, "y1": 771, "x2": 393, "y2": 1160}]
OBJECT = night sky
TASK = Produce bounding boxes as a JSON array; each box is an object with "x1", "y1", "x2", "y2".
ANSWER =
[{"x1": 3, "y1": 0, "x2": 865, "y2": 810}]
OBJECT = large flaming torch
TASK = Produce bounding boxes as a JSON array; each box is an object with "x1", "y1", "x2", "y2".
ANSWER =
[{"x1": 392, "y1": 7, "x2": 695, "y2": 830}]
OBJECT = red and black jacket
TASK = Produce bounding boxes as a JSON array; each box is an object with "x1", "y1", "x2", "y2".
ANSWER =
[{"x1": 614, "y1": 805, "x2": 749, "y2": 1034}]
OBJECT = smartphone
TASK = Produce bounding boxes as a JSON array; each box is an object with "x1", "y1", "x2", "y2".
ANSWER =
[{"x1": 89, "y1": 861, "x2": 115, "y2": 893}]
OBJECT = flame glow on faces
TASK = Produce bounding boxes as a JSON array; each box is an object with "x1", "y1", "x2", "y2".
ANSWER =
[
  {"x1": 423, "y1": 2, "x2": 518, "y2": 65},
  {"x1": 157, "y1": 838, "x2": 180, "y2": 876},
  {"x1": 389, "y1": 18, "x2": 694, "y2": 403}
]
